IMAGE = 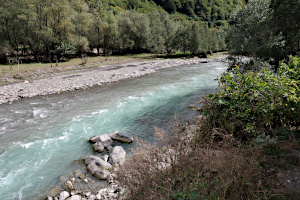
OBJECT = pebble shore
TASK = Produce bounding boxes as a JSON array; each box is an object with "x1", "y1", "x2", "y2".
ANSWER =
[{"x1": 0, "y1": 57, "x2": 225, "y2": 105}]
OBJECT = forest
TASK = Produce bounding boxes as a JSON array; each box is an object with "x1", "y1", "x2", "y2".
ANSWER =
[{"x1": 0, "y1": 0, "x2": 245, "y2": 63}]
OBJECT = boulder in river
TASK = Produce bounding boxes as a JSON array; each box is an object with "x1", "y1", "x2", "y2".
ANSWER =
[
  {"x1": 87, "y1": 162, "x2": 100, "y2": 175},
  {"x1": 94, "y1": 169, "x2": 111, "y2": 180},
  {"x1": 108, "y1": 131, "x2": 133, "y2": 143},
  {"x1": 109, "y1": 146, "x2": 126, "y2": 166},
  {"x1": 92, "y1": 142, "x2": 104, "y2": 152},
  {"x1": 89, "y1": 134, "x2": 113, "y2": 147},
  {"x1": 85, "y1": 155, "x2": 112, "y2": 170}
]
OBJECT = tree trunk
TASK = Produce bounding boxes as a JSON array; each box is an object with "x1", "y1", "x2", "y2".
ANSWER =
[{"x1": 28, "y1": 41, "x2": 39, "y2": 62}]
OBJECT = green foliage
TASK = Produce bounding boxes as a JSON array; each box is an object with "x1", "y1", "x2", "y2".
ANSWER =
[
  {"x1": 200, "y1": 56, "x2": 300, "y2": 139},
  {"x1": 52, "y1": 43, "x2": 77, "y2": 55},
  {"x1": 0, "y1": 0, "x2": 239, "y2": 62},
  {"x1": 227, "y1": 0, "x2": 300, "y2": 60},
  {"x1": 279, "y1": 55, "x2": 300, "y2": 87},
  {"x1": 153, "y1": 0, "x2": 246, "y2": 25}
]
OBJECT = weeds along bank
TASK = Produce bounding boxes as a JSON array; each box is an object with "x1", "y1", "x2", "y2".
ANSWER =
[{"x1": 117, "y1": 56, "x2": 300, "y2": 199}]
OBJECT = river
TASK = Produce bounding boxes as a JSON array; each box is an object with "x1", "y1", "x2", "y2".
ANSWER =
[{"x1": 0, "y1": 61, "x2": 226, "y2": 199}]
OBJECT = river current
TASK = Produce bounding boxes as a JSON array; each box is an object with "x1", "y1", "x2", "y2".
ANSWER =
[{"x1": 0, "y1": 61, "x2": 226, "y2": 199}]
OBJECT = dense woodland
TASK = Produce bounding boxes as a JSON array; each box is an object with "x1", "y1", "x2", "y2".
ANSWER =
[{"x1": 0, "y1": 0, "x2": 245, "y2": 63}]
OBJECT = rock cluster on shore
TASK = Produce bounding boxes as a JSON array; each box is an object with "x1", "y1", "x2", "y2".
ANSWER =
[
  {"x1": 0, "y1": 57, "x2": 225, "y2": 105},
  {"x1": 45, "y1": 131, "x2": 133, "y2": 200}
]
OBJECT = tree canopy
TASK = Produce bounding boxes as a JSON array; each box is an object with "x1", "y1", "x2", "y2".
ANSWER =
[
  {"x1": 226, "y1": 0, "x2": 300, "y2": 61},
  {"x1": 0, "y1": 0, "x2": 240, "y2": 63}
]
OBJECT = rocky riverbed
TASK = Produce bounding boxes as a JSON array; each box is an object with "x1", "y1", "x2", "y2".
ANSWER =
[
  {"x1": 0, "y1": 57, "x2": 225, "y2": 105},
  {"x1": 45, "y1": 131, "x2": 134, "y2": 200}
]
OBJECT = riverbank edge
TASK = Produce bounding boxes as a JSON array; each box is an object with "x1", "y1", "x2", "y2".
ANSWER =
[{"x1": 0, "y1": 56, "x2": 227, "y2": 105}]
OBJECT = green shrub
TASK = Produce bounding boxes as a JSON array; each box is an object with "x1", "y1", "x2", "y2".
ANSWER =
[{"x1": 200, "y1": 56, "x2": 299, "y2": 139}]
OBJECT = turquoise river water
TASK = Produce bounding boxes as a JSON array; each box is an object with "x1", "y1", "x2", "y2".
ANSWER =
[{"x1": 0, "y1": 61, "x2": 226, "y2": 199}]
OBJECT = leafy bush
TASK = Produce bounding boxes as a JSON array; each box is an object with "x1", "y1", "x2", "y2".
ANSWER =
[
  {"x1": 279, "y1": 55, "x2": 300, "y2": 87},
  {"x1": 200, "y1": 56, "x2": 299, "y2": 139}
]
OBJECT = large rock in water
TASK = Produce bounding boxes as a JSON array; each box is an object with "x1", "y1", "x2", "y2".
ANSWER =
[
  {"x1": 89, "y1": 134, "x2": 113, "y2": 147},
  {"x1": 86, "y1": 156, "x2": 112, "y2": 180},
  {"x1": 109, "y1": 146, "x2": 126, "y2": 166},
  {"x1": 85, "y1": 155, "x2": 112, "y2": 170},
  {"x1": 93, "y1": 141, "x2": 104, "y2": 152},
  {"x1": 108, "y1": 131, "x2": 133, "y2": 143},
  {"x1": 94, "y1": 169, "x2": 111, "y2": 180},
  {"x1": 87, "y1": 162, "x2": 101, "y2": 175}
]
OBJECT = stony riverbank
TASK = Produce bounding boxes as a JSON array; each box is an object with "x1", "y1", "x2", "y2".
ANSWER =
[
  {"x1": 45, "y1": 131, "x2": 134, "y2": 200},
  {"x1": 0, "y1": 56, "x2": 226, "y2": 105}
]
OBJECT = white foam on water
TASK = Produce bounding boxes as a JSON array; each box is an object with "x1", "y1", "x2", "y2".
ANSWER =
[
  {"x1": 127, "y1": 96, "x2": 138, "y2": 100},
  {"x1": 91, "y1": 109, "x2": 108, "y2": 115},
  {"x1": 41, "y1": 138, "x2": 54, "y2": 149},
  {"x1": 14, "y1": 110, "x2": 26, "y2": 114},
  {"x1": 117, "y1": 102, "x2": 124, "y2": 108},
  {"x1": 41, "y1": 132, "x2": 70, "y2": 149},
  {"x1": 19, "y1": 142, "x2": 35, "y2": 149},
  {"x1": 18, "y1": 183, "x2": 32, "y2": 200},
  {"x1": 0, "y1": 164, "x2": 28, "y2": 187},
  {"x1": 29, "y1": 102, "x2": 40, "y2": 105},
  {"x1": 72, "y1": 115, "x2": 86, "y2": 122},
  {"x1": 33, "y1": 107, "x2": 49, "y2": 118},
  {"x1": 33, "y1": 157, "x2": 51, "y2": 170}
]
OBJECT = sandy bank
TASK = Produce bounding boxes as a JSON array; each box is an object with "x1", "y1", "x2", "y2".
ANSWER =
[{"x1": 0, "y1": 57, "x2": 225, "y2": 105}]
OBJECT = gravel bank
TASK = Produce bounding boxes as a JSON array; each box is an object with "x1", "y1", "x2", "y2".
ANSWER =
[{"x1": 0, "y1": 57, "x2": 225, "y2": 105}]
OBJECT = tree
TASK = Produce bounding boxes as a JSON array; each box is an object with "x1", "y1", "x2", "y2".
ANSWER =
[
  {"x1": 226, "y1": 0, "x2": 300, "y2": 62},
  {"x1": 271, "y1": 0, "x2": 300, "y2": 56},
  {"x1": 189, "y1": 23, "x2": 201, "y2": 54},
  {"x1": 226, "y1": 0, "x2": 280, "y2": 58},
  {"x1": 86, "y1": 0, "x2": 109, "y2": 55}
]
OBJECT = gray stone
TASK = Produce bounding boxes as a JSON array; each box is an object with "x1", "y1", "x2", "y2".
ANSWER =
[
  {"x1": 88, "y1": 195, "x2": 96, "y2": 200},
  {"x1": 92, "y1": 142, "x2": 104, "y2": 152},
  {"x1": 67, "y1": 195, "x2": 82, "y2": 200},
  {"x1": 101, "y1": 154, "x2": 109, "y2": 162},
  {"x1": 108, "y1": 131, "x2": 133, "y2": 143},
  {"x1": 89, "y1": 134, "x2": 113, "y2": 147},
  {"x1": 94, "y1": 169, "x2": 110, "y2": 180},
  {"x1": 106, "y1": 174, "x2": 114, "y2": 184},
  {"x1": 83, "y1": 178, "x2": 88, "y2": 183},
  {"x1": 74, "y1": 170, "x2": 82, "y2": 177},
  {"x1": 70, "y1": 178, "x2": 75, "y2": 184},
  {"x1": 87, "y1": 162, "x2": 100, "y2": 175},
  {"x1": 85, "y1": 192, "x2": 91, "y2": 197},
  {"x1": 59, "y1": 191, "x2": 70, "y2": 200},
  {"x1": 62, "y1": 180, "x2": 74, "y2": 192},
  {"x1": 85, "y1": 155, "x2": 112, "y2": 170},
  {"x1": 109, "y1": 146, "x2": 126, "y2": 166}
]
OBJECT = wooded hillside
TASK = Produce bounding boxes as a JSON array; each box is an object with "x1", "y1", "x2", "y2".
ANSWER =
[{"x1": 0, "y1": 0, "x2": 244, "y2": 63}]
